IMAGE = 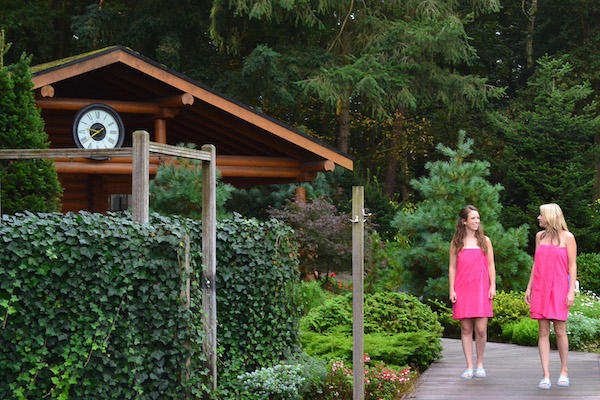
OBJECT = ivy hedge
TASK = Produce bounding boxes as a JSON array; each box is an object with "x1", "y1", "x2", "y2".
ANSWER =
[
  {"x1": 215, "y1": 213, "x2": 301, "y2": 394},
  {"x1": 0, "y1": 212, "x2": 301, "y2": 399}
]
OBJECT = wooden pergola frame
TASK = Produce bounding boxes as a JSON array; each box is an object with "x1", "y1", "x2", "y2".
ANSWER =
[{"x1": 0, "y1": 131, "x2": 218, "y2": 392}]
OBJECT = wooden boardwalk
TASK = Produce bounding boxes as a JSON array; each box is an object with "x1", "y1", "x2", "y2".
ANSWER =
[{"x1": 409, "y1": 338, "x2": 600, "y2": 399}]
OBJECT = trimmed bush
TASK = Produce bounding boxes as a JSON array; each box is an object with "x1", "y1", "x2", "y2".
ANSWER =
[
  {"x1": 235, "y1": 356, "x2": 327, "y2": 400},
  {"x1": 301, "y1": 292, "x2": 442, "y2": 370},
  {"x1": 0, "y1": 212, "x2": 208, "y2": 399},
  {"x1": 506, "y1": 318, "x2": 539, "y2": 346},
  {"x1": 564, "y1": 313, "x2": 600, "y2": 352},
  {"x1": 296, "y1": 281, "x2": 330, "y2": 317},
  {"x1": 0, "y1": 212, "x2": 301, "y2": 399},
  {"x1": 488, "y1": 291, "x2": 530, "y2": 340},
  {"x1": 577, "y1": 253, "x2": 600, "y2": 295},
  {"x1": 215, "y1": 213, "x2": 301, "y2": 389},
  {"x1": 301, "y1": 331, "x2": 442, "y2": 370}
]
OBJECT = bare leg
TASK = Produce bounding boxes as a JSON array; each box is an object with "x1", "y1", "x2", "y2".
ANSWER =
[
  {"x1": 460, "y1": 319, "x2": 474, "y2": 369},
  {"x1": 538, "y1": 319, "x2": 551, "y2": 379},
  {"x1": 553, "y1": 320, "x2": 569, "y2": 377},
  {"x1": 474, "y1": 317, "x2": 488, "y2": 368}
]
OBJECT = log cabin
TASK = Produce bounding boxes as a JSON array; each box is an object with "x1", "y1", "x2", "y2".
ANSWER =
[{"x1": 30, "y1": 46, "x2": 353, "y2": 213}]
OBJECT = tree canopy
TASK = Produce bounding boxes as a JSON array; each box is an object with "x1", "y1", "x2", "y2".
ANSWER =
[{"x1": 0, "y1": 0, "x2": 599, "y2": 255}]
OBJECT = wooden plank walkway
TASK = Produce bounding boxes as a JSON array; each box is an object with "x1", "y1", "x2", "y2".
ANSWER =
[{"x1": 409, "y1": 338, "x2": 600, "y2": 399}]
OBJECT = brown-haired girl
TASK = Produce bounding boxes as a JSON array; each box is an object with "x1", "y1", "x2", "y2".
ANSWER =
[{"x1": 449, "y1": 205, "x2": 496, "y2": 379}]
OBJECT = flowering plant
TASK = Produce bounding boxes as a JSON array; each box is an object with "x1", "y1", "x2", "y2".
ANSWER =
[
  {"x1": 319, "y1": 356, "x2": 414, "y2": 400},
  {"x1": 364, "y1": 360, "x2": 412, "y2": 400},
  {"x1": 323, "y1": 272, "x2": 353, "y2": 294}
]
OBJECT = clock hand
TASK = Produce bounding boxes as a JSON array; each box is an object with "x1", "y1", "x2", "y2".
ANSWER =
[{"x1": 90, "y1": 127, "x2": 105, "y2": 138}]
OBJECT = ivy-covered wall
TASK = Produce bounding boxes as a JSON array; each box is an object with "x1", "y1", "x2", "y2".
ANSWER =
[
  {"x1": 215, "y1": 214, "x2": 300, "y2": 389},
  {"x1": 0, "y1": 212, "x2": 301, "y2": 399}
]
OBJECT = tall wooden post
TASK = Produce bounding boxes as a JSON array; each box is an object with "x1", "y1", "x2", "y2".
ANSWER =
[
  {"x1": 132, "y1": 130, "x2": 149, "y2": 224},
  {"x1": 201, "y1": 144, "x2": 217, "y2": 391},
  {"x1": 352, "y1": 186, "x2": 365, "y2": 400}
]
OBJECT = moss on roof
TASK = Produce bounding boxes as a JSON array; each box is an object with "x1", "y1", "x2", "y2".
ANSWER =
[{"x1": 30, "y1": 46, "x2": 121, "y2": 74}]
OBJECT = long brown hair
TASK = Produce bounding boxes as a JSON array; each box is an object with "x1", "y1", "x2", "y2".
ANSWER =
[{"x1": 451, "y1": 205, "x2": 488, "y2": 254}]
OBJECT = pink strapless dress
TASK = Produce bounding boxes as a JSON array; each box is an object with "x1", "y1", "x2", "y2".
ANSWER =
[
  {"x1": 530, "y1": 244, "x2": 569, "y2": 321},
  {"x1": 452, "y1": 248, "x2": 493, "y2": 320}
]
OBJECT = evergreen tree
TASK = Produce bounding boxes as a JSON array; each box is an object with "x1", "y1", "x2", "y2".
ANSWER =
[
  {"x1": 392, "y1": 132, "x2": 531, "y2": 300},
  {"x1": 0, "y1": 33, "x2": 62, "y2": 213},
  {"x1": 211, "y1": 0, "x2": 504, "y2": 199},
  {"x1": 149, "y1": 154, "x2": 234, "y2": 220},
  {"x1": 491, "y1": 56, "x2": 600, "y2": 252}
]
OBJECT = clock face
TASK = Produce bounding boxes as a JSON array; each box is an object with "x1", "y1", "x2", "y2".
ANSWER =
[{"x1": 72, "y1": 104, "x2": 125, "y2": 149}]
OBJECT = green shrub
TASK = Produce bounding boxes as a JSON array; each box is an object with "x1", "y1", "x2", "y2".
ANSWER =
[
  {"x1": 577, "y1": 253, "x2": 600, "y2": 295},
  {"x1": 237, "y1": 364, "x2": 305, "y2": 400},
  {"x1": 488, "y1": 291, "x2": 530, "y2": 340},
  {"x1": 235, "y1": 356, "x2": 327, "y2": 400},
  {"x1": 212, "y1": 213, "x2": 301, "y2": 390},
  {"x1": 296, "y1": 281, "x2": 330, "y2": 316},
  {"x1": 564, "y1": 313, "x2": 600, "y2": 352},
  {"x1": 427, "y1": 298, "x2": 460, "y2": 338},
  {"x1": 300, "y1": 292, "x2": 442, "y2": 370},
  {"x1": 0, "y1": 51, "x2": 62, "y2": 213},
  {"x1": 571, "y1": 291, "x2": 600, "y2": 319},
  {"x1": 303, "y1": 292, "x2": 442, "y2": 336},
  {"x1": 508, "y1": 318, "x2": 539, "y2": 346},
  {"x1": 301, "y1": 295, "x2": 353, "y2": 334},
  {"x1": 0, "y1": 212, "x2": 208, "y2": 399},
  {"x1": 364, "y1": 292, "x2": 443, "y2": 336},
  {"x1": 149, "y1": 155, "x2": 234, "y2": 219},
  {"x1": 301, "y1": 331, "x2": 441, "y2": 371},
  {"x1": 0, "y1": 212, "x2": 301, "y2": 399}
]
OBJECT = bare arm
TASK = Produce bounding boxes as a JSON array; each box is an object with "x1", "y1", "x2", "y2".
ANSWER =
[
  {"x1": 486, "y1": 237, "x2": 496, "y2": 299},
  {"x1": 565, "y1": 232, "x2": 577, "y2": 306},
  {"x1": 449, "y1": 243, "x2": 457, "y2": 303},
  {"x1": 525, "y1": 231, "x2": 542, "y2": 304}
]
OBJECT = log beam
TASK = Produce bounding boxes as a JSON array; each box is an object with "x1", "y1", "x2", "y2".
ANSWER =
[
  {"x1": 40, "y1": 85, "x2": 55, "y2": 98},
  {"x1": 216, "y1": 155, "x2": 299, "y2": 168},
  {"x1": 36, "y1": 93, "x2": 194, "y2": 115},
  {"x1": 301, "y1": 160, "x2": 335, "y2": 172},
  {"x1": 54, "y1": 162, "x2": 159, "y2": 175}
]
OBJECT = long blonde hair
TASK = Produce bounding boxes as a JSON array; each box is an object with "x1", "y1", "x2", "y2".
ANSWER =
[
  {"x1": 451, "y1": 205, "x2": 488, "y2": 254},
  {"x1": 539, "y1": 203, "x2": 568, "y2": 245}
]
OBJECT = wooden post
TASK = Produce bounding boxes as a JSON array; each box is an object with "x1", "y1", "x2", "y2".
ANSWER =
[
  {"x1": 294, "y1": 186, "x2": 306, "y2": 205},
  {"x1": 181, "y1": 233, "x2": 191, "y2": 398},
  {"x1": 201, "y1": 144, "x2": 217, "y2": 391},
  {"x1": 352, "y1": 186, "x2": 365, "y2": 400},
  {"x1": 132, "y1": 130, "x2": 149, "y2": 223},
  {"x1": 155, "y1": 118, "x2": 167, "y2": 144}
]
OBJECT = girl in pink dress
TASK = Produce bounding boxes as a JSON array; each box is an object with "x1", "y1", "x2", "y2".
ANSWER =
[
  {"x1": 448, "y1": 205, "x2": 496, "y2": 379},
  {"x1": 525, "y1": 203, "x2": 577, "y2": 390}
]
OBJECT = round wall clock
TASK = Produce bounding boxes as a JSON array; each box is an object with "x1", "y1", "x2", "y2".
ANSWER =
[{"x1": 72, "y1": 103, "x2": 125, "y2": 149}]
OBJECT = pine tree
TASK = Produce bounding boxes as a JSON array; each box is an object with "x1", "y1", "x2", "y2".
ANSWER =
[
  {"x1": 491, "y1": 56, "x2": 600, "y2": 252},
  {"x1": 0, "y1": 32, "x2": 62, "y2": 213},
  {"x1": 392, "y1": 132, "x2": 532, "y2": 299},
  {"x1": 149, "y1": 154, "x2": 234, "y2": 220}
]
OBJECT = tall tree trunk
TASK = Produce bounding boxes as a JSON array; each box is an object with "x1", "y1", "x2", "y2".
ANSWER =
[
  {"x1": 595, "y1": 133, "x2": 600, "y2": 197},
  {"x1": 524, "y1": 0, "x2": 538, "y2": 70},
  {"x1": 337, "y1": 102, "x2": 350, "y2": 154},
  {"x1": 398, "y1": 124, "x2": 409, "y2": 201},
  {"x1": 385, "y1": 135, "x2": 399, "y2": 197},
  {"x1": 385, "y1": 111, "x2": 409, "y2": 200}
]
